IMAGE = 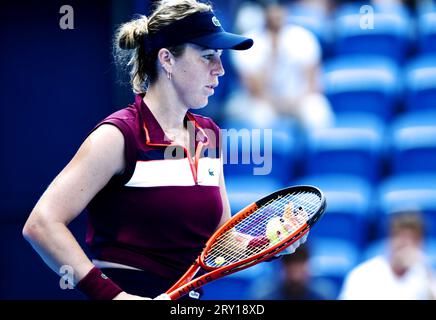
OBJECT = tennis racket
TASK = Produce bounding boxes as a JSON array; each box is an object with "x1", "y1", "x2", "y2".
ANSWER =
[{"x1": 165, "y1": 185, "x2": 326, "y2": 300}]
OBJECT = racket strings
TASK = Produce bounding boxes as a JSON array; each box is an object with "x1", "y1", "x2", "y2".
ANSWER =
[
  {"x1": 229, "y1": 192, "x2": 319, "y2": 240},
  {"x1": 204, "y1": 194, "x2": 311, "y2": 266},
  {"x1": 210, "y1": 193, "x2": 317, "y2": 259},
  {"x1": 237, "y1": 192, "x2": 320, "y2": 235},
  {"x1": 204, "y1": 191, "x2": 322, "y2": 267}
]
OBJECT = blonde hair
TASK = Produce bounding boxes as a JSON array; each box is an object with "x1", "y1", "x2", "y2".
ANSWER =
[
  {"x1": 389, "y1": 211, "x2": 425, "y2": 239},
  {"x1": 114, "y1": 0, "x2": 213, "y2": 94}
]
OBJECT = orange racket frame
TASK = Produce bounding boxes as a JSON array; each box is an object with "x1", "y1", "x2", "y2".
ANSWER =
[{"x1": 166, "y1": 185, "x2": 326, "y2": 300}]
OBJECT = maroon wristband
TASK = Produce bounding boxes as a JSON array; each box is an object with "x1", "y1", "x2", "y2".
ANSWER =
[{"x1": 75, "y1": 267, "x2": 123, "y2": 300}]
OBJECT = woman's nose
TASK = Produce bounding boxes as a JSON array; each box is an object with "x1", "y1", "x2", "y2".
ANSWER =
[{"x1": 213, "y1": 58, "x2": 225, "y2": 77}]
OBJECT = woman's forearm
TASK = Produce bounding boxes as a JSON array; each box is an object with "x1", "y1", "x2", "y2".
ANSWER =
[{"x1": 22, "y1": 213, "x2": 94, "y2": 286}]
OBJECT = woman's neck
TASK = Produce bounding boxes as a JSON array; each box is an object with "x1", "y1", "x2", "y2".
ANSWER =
[{"x1": 142, "y1": 81, "x2": 188, "y2": 134}]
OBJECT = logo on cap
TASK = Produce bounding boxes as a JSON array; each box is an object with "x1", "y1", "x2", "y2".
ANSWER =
[{"x1": 212, "y1": 16, "x2": 221, "y2": 27}]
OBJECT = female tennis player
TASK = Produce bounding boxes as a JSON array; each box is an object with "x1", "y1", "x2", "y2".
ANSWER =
[{"x1": 22, "y1": 0, "x2": 307, "y2": 300}]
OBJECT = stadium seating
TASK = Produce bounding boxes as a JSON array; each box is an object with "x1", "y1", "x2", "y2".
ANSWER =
[
  {"x1": 404, "y1": 55, "x2": 436, "y2": 112},
  {"x1": 304, "y1": 124, "x2": 384, "y2": 183},
  {"x1": 322, "y1": 55, "x2": 401, "y2": 121},
  {"x1": 334, "y1": 111, "x2": 385, "y2": 131},
  {"x1": 225, "y1": 176, "x2": 283, "y2": 215},
  {"x1": 417, "y1": 10, "x2": 436, "y2": 53},
  {"x1": 201, "y1": 274, "x2": 255, "y2": 300},
  {"x1": 202, "y1": 261, "x2": 274, "y2": 300},
  {"x1": 309, "y1": 238, "x2": 360, "y2": 299},
  {"x1": 332, "y1": 3, "x2": 412, "y2": 63},
  {"x1": 295, "y1": 174, "x2": 373, "y2": 248},
  {"x1": 389, "y1": 111, "x2": 436, "y2": 174},
  {"x1": 377, "y1": 173, "x2": 436, "y2": 239},
  {"x1": 222, "y1": 117, "x2": 298, "y2": 185}
]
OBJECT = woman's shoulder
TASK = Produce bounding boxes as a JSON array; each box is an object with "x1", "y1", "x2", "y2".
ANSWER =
[
  {"x1": 93, "y1": 104, "x2": 142, "y2": 139},
  {"x1": 102, "y1": 104, "x2": 138, "y2": 124}
]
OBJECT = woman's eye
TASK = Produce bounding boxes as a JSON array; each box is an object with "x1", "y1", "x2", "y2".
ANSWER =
[{"x1": 203, "y1": 55, "x2": 214, "y2": 60}]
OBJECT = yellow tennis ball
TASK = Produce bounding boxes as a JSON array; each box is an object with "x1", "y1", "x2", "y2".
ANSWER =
[
  {"x1": 265, "y1": 217, "x2": 288, "y2": 244},
  {"x1": 215, "y1": 257, "x2": 225, "y2": 265}
]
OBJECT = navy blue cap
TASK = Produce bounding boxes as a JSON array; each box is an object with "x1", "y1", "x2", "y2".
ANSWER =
[{"x1": 145, "y1": 11, "x2": 253, "y2": 52}]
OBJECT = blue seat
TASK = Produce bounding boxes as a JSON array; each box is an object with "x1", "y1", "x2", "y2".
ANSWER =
[
  {"x1": 418, "y1": 11, "x2": 436, "y2": 54},
  {"x1": 426, "y1": 239, "x2": 436, "y2": 269},
  {"x1": 225, "y1": 176, "x2": 283, "y2": 215},
  {"x1": 417, "y1": 0, "x2": 436, "y2": 15},
  {"x1": 309, "y1": 238, "x2": 360, "y2": 299},
  {"x1": 377, "y1": 173, "x2": 436, "y2": 238},
  {"x1": 296, "y1": 174, "x2": 373, "y2": 248},
  {"x1": 202, "y1": 262, "x2": 271, "y2": 300},
  {"x1": 334, "y1": 2, "x2": 412, "y2": 18},
  {"x1": 389, "y1": 111, "x2": 436, "y2": 174},
  {"x1": 322, "y1": 55, "x2": 400, "y2": 121},
  {"x1": 334, "y1": 111, "x2": 386, "y2": 131},
  {"x1": 222, "y1": 118, "x2": 298, "y2": 184},
  {"x1": 201, "y1": 274, "x2": 254, "y2": 300},
  {"x1": 304, "y1": 122, "x2": 384, "y2": 183},
  {"x1": 332, "y1": 4, "x2": 412, "y2": 63},
  {"x1": 404, "y1": 55, "x2": 436, "y2": 112}
]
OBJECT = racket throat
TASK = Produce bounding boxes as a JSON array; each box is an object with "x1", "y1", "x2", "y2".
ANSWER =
[{"x1": 166, "y1": 261, "x2": 201, "y2": 295}]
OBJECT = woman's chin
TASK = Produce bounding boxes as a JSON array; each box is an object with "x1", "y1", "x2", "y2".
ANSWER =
[{"x1": 189, "y1": 99, "x2": 209, "y2": 110}]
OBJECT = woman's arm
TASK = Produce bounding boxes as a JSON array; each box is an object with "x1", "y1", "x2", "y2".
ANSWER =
[
  {"x1": 22, "y1": 124, "x2": 130, "y2": 296},
  {"x1": 217, "y1": 155, "x2": 231, "y2": 229}
]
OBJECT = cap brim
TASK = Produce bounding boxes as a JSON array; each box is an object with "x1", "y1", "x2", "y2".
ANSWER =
[{"x1": 189, "y1": 32, "x2": 253, "y2": 50}]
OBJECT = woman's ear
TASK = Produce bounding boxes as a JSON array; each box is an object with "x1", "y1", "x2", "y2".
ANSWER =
[{"x1": 157, "y1": 48, "x2": 174, "y2": 74}]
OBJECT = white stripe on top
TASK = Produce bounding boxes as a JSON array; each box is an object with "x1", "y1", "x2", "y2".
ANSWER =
[{"x1": 125, "y1": 158, "x2": 220, "y2": 188}]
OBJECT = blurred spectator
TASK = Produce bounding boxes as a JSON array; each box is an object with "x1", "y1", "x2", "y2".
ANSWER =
[
  {"x1": 253, "y1": 245, "x2": 330, "y2": 300},
  {"x1": 339, "y1": 211, "x2": 436, "y2": 300},
  {"x1": 292, "y1": 0, "x2": 333, "y2": 14},
  {"x1": 227, "y1": 0, "x2": 335, "y2": 130}
]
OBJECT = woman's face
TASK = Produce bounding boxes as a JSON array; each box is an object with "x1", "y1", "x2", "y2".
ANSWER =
[
  {"x1": 171, "y1": 44, "x2": 225, "y2": 109},
  {"x1": 389, "y1": 228, "x2": 422, "y2": 272}
]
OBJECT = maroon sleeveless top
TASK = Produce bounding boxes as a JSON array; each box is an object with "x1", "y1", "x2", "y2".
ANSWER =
[{"x1": 85, "y1": 94, "x2": 223, "y2": 280}]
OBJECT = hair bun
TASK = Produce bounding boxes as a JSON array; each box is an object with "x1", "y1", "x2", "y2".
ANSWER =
[{"x1": 118, "y1": 15, "x2": 149, "y2": 50}]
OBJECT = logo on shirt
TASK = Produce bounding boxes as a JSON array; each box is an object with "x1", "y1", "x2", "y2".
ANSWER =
[
  {"x1": 208, "y1": 169, "x2": 215, "y2": 176},
  {"x1": 212, "y1": 16, "x2": 221, "y2": 27}
]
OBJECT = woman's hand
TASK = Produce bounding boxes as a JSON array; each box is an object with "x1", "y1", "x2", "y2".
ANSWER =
[{"x1": 274, "y1": 232, "x2": 309, "y2": 257}]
